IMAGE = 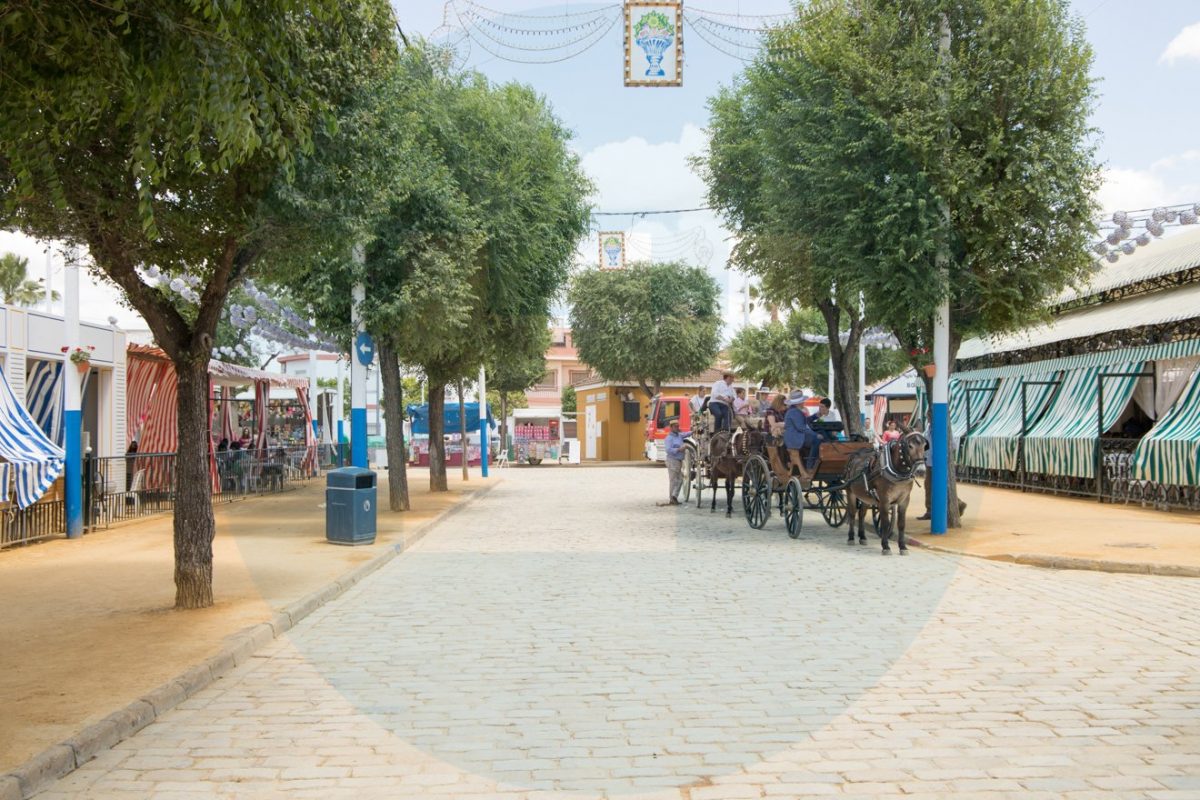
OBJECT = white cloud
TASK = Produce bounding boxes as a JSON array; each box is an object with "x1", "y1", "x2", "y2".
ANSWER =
[
  {"x1": 579, "y1": 124, "x2": 746, "y2": 338},
  {"x1": 1159, "y1": 21, "x2": 1200, "y2": 65},
  {"x1": 1097, "y1": 146, "x2": 1200, "y2": 212}
]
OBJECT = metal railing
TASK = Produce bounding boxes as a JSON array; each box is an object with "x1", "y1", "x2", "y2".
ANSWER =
[
  {"x1": 1, "y1": 500, "x2": 65, "y2": 549},
  {"x1": 956, "y1": 437, "x2": 1200, "y2": 511}
]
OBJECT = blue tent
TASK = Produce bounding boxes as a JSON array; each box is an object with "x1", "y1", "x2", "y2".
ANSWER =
[{"x1": 406, "y1": 402, "x2": 496, "y2": 436}]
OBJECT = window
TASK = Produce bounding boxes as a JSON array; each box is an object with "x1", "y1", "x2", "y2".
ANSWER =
[
  {"x1": 534, "y1": 370, "x2": 558, "y2": 391},
  {"x1": 656, "y1": 400, "x2": 681, "y2": 428},
  {"x1": 568, "y1": 370, "x2": 591, "y2": 387}
]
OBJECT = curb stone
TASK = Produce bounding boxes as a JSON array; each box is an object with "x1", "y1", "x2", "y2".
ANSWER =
[
  {"x1": 1, "y1": 479, "x2": 501, "y2": 799},
  {"x1": 909, "y1": 537, "x2": 1200, "y2": 578}
]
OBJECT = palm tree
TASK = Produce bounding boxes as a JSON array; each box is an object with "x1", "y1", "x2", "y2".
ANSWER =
[{"x1": 0, "y1": 252, "x2": 58, "y2": 307}]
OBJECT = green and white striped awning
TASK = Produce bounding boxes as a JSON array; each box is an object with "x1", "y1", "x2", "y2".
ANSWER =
[
  {"x1": 1132, "y1": 364, "x2": 1200, "y2": 486},
  {"x1": 1024, "y1": 362, "x2": 1145, "y2": 479},
  {"x1": 959, "y1": 370, "x2": 1061, "y2": 471},
  {"x1": 912, "y1": 376, "x2": 1000, "y2": 438},
  {"x1": 956, "y1": 337, "x2": 1200, "y2": 381}
]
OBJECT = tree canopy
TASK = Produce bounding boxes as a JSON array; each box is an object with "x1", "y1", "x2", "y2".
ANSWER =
[
  {"x1": 0, "y1": 0, "x2": 398, "y2": 608},
  {"x1": 569, "y1": 261, "x2": 721, "y2": 399}
]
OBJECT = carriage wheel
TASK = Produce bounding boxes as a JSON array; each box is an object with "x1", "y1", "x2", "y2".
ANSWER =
[
  {"x1": 679, "y1": 448, "x2": 693, "y2": 504},
  {"x1": 821, "y1": 488, "x2": 849, "y2": 528},
  {"x1": 742, "y1": 455, "x2": 771, "y2": 529},
  {"x1": 784, "y1": 478, "x2": 804, "y2": 539}
]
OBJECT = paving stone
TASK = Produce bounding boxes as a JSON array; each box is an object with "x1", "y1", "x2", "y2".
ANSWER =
[{"x1": 26, "y1": 468, "x2": 1200, "y2": 799}]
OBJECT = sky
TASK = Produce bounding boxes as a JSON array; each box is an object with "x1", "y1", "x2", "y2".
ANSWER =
[{"x1": 5, "y1": 0, "x2": 1200, "y2": 333}]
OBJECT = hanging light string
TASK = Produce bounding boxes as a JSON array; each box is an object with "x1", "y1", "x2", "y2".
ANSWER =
[{"x1": 1089, "y1": 201, "x2": 1200, "y2": 264}]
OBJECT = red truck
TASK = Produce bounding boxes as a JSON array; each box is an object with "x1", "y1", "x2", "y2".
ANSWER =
[{"x1": 643, "y1": 394, "x2": 695, "y2": 462}]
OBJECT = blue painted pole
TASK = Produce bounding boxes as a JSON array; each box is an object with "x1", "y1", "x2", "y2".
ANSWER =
[
  {"x1": 478, "y1": 366, "x2": 489, "y2": 478},
  {"x1": 350, "y1": 263, "x2": 369, "y2": 469},
  {"x1": 337, "y1": 419, "x2": 345, "y2": 467},
  {"x1": 64, "y1": 258, "x2": 83, "y2": 538},
  {"x1": 931, "y1": 296, "x2": 950, "y2": 535}
]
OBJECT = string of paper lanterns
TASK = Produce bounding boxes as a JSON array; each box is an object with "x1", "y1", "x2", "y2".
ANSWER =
[{"x1": 1091, "y1": 202, "x2": 1200, "y2": 264}]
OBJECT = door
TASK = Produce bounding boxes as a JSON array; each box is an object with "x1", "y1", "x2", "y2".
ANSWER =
[{"x1": 585, "y1": 404, "x2": 597, "y2": 460}]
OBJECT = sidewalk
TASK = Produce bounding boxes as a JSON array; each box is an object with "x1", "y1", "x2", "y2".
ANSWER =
[
  {"x1": 908, "y1": 481, "x2": 1200, "y2": 576},
  {"x1": 0, "y1": 469, "x2": 493, "y2": 775}
]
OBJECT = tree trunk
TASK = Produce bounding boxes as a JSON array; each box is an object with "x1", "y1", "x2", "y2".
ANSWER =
[
  {"x1": 173, "y1": 359, "x2": 216, "y2": 609},
  {"x1": 377, "y1": 340, "x2": 410, "y2": 512},
  {"x1": 428, "y1": 383, "x2": 448, "y2": 492},
  {"x1": 817, "y1": 299, "x2": 864, "y2": 437},
  {"x1": 458, "y1": 380, "x2": 469, "y2": 482}
]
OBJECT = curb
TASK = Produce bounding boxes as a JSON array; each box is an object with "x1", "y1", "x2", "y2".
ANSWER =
[
  {"x1": 1, "y1": 480, "x2": 501, "y2": 800},
  {"x1": 908, "y1": 537, "x2": 1200, "y2": 578}
]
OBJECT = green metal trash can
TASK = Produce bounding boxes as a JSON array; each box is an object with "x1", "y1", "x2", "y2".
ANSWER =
[{"x1": 326, "y1": 467, "x2": 377, "y2": 545}]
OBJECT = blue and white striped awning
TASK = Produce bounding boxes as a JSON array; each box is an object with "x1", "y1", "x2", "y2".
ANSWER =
[
  {"x1": 0, "y1": 368, "x2": 66, "y2": 509},
  {"x1": 1132, "y1": 364, "x2": 1200, "y2": 486},
  {"x1": 25, "y1": 359, "x2": 64, "y2": 446},
  {"x1": 913, "y1": 376, "x2": 1000, "y2": 439},
  {"x1": 1024, "y1": 362, "x2": 1145, "y2": 479}
]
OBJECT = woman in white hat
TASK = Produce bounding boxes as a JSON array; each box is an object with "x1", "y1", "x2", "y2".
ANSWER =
[{"x1": 783, "y1": 389, "x2": 821, "y2": 480}]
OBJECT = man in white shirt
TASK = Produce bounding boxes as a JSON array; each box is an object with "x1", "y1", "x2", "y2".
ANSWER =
[
  {"x1": 688, "y1": 386, "x2": 708, "y2": 416},
  {"x1": 709, "y1": 372, "x2": 737, "y2": 432}
]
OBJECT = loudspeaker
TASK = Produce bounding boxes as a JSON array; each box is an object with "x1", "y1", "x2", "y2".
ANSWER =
[{"x1": 622, "y1": 401, "x2": 641, "y2": 423}]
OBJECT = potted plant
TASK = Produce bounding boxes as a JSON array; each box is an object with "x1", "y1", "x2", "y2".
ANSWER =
[
  {"x1": 63, "y1": 345, "x2": 96, "y2": 375},
  {"x1": 909, "y1": 347, "x2": 935, "y2": 378}
]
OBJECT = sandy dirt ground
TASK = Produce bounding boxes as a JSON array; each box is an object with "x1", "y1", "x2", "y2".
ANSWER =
[
  {"x1": 0, "y1": 469, "x2": 487, "y2": 773},
  {"x1": 908, "y1": 480, "x2": 1200, "y2": 569}
]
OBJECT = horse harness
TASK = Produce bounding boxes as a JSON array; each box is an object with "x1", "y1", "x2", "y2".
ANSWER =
[{"x1": 845, "y1": 434, "x2": 923, "y2": 504}]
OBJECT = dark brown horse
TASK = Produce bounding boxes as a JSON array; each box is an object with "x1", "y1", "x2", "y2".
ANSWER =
[
  {"x1": 841, "y1": 431, "x2": 927, "y2": 554},
  {"x1": 707, "y1": 429, "x2": 745, "y2": 517}
]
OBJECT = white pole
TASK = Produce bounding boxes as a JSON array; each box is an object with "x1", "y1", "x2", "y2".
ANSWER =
[
  {"x1": 308, "y1": 347, "x2": 319, "y2": 439},
  {"x1": 478, "y1": 365, "x2": 489, "y2": 478},
  {"x1": 64, "y1": 252, "x2": 82, "y2": 538},
  {"x1": 350, "y1": 245, "x2": 368, "y2": 468},
  {"x1": 335, "y1": 356, "x2": 346, "y2": 464},
  {"x1": 828, "y1": 356, "x2": 835, "y2": 404},
  {"x1": 44, "y1": 249, "x2": 54, "y2": 312},
  {"x1": 858, "y1": 293, "x2": 867, "y2": 427},
  {"x1": 931, "y1": 13, "x2": 953, "y2": 535}
]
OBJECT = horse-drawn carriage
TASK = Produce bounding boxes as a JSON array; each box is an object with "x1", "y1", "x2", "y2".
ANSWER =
[{"x1": 681, "y1": 405, "x2": 927, "y2": 554}]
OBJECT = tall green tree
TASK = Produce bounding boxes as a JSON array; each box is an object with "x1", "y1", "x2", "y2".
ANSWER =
[
  {"x1": 569, "y1": 261, "x2": 721, "y2": 399},
  {"x1": 0, "y1": 0, "x2": 397, "y2": 607},
  {"x1": 487, "y1": 322, "x2": 551, "y2": 456},
  {"x1": 0, "y1": 252, "x2": 55, "y2": 307},
  {"x1": 729, "y1": 309, "x2": 910, "y2": 396},
  {"x1": 707, "y1": 0, "x2": 1099, "y2": 524}
]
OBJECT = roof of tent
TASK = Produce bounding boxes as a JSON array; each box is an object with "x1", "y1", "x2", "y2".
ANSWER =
[
  {"x1": 127, "y1": 344, "x2": 308, "y2": 389},
  {"x1": 1058, "y1": 226, "x2": 1200, "y2": 304},
  {"x1": 406, "y1": 402, "x2": 496, "y2": 436},
  {"x1": 867, "y1": 369, "x2": 919, "y2": 398}
]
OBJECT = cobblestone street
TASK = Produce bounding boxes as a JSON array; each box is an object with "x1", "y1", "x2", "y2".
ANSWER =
[{"x1": 38, "y1": 467, "x2": 1200, "y2": 799}]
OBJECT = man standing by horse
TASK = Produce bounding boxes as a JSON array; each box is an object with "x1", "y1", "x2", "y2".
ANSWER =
[{"x1": 663, "y1": 419, "x2": 689, "y2": 506}]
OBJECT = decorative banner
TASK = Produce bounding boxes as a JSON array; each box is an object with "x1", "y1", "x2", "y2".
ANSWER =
[
  {"x1": 624, "y1": 1, "x2": 683, "y2": 87},
  {"x1": 599, "y1": 232, "x2": 627, "y2": 269}
]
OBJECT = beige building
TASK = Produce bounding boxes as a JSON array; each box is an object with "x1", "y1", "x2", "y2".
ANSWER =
[{"x1": 525, "y1": 326, "x2": 591, "y2": 410}]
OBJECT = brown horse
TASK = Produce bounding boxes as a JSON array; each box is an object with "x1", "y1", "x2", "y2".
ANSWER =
[
  {"x1": 841, "y1": 431, "x2": 927, "y2": 554},
  {"x1": 706, "y1": 430, "x2": 743, "y2": 517}
]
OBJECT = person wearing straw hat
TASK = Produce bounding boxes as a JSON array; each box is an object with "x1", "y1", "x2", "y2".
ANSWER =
[{"x1": 784, "y1": 389, "x2": 821, "y2": 480}]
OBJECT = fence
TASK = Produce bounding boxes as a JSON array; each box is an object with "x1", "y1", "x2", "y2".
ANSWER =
[
  {"x1": 1, "y1": 445, "x2": 335, "y2": 549},
  {"x1": 956, "y1": 437, "x2": 1200, "y2": 511}
]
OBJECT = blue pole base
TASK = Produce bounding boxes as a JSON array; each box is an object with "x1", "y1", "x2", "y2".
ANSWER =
[
  {"x1": 64, "y1": 409, "x2": 83, "y2": 538},
  {"x1": 336, "y1": 420, "x2": 345, "y2": 467},
  {"x1": 351, "y1": 407, "x2": 368, "y2": 469},
  {"x1": 931, "y1": 402, "x2": 948, "y2": 535},
  {"x1": 480, "y1": 420, "x2": 489, "y2": 478}
]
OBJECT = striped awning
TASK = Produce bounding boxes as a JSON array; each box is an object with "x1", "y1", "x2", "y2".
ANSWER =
[
  {"x1": 0, "y1": 368, "x2": 65, "y2": 509},
  {"x1": 959, "y1": 371, "x2": 1061, "y2": 471},
  {"x1": 1024, "y1": 362, "x2": 1145, "y2": 479},
  {"x1": 1132, "y1": 364, "x2": 1200, "y2": 486},
  {"x1": 25, "y1": 359, "x2": 63, "y2": 446},
  {"x1": 957, "y1": 337, "x2": 1200, "y2": 380},
  {"x1": 913, "y1": 375, "x2": 1000, "y2": 439}
]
